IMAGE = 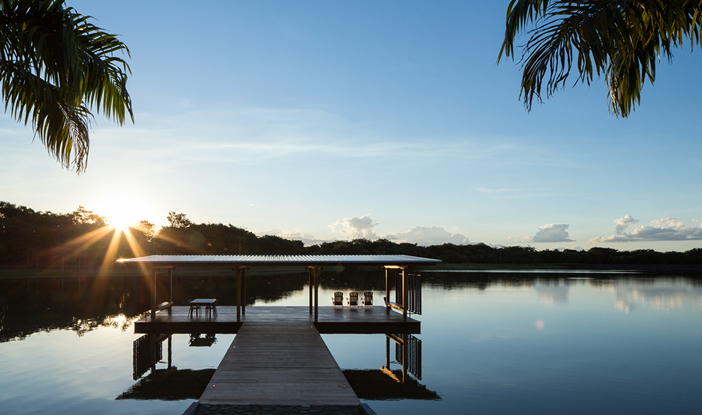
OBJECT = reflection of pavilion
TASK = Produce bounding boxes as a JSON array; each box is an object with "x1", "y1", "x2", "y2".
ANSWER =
[
  {"x1": 118, "y1": 332, "x2": 219, "y2": 401},
  {"x1": 343, "y1": 333, "x2": 439, "y2": 401}
]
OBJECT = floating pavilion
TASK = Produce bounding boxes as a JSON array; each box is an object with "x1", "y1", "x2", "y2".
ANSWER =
[{"x1": 117, "y1": 254, "x2": 441, "y2": 412}]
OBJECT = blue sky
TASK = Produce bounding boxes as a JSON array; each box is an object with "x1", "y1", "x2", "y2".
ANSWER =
[{"x1": 1, "y1": 1, "x2": 701, "y2": 251}]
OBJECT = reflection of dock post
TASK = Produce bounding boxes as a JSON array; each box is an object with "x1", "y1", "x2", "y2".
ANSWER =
[
  {"x1": 402, "y1": 333, "x2": 408, "y2": 383},
  {"x1": 385, "y1": 335, "x2": 391, "y2": 369},
  {"x1": 168, "y1": 335, "x2": 172, "y2": 368}
]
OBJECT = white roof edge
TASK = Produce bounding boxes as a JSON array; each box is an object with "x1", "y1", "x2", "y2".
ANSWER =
[{"x1": 116, "y1": 254, "x2": 441, "y2": 265}]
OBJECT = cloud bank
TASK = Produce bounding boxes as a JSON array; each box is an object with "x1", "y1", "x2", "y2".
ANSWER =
[
  {"x1": 590, "y1": 217, "x2": 702, "y2": 243},
  {"x1": 331, "y1": 214, "x2": 379, "y2": 239},
  {"x1": 615, "y1": 215, "x2": 638, "y2": 234},
  {"x1": 532, "y1": 224, "x2": 573, "y2": 243},
  {"x1": 384, "y1": 226, "x2": 469, "y2": 246},
  {"x1": 330, "y1": 214, "x2": 468, "y2": 246}
]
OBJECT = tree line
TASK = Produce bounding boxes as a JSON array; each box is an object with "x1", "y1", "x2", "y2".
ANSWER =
[{"x1": 1, "y1": 201, "x2": 700, "y2": 269}]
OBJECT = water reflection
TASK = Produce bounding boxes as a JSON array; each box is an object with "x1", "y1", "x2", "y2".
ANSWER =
[
  {"x1": 2, "y1": 270, "x2": 702, "y2": 415},
  {"x1": 120, "y1": 332, "x2": 218, "y2": 400},
  {"x1": 608, "y1": 280, "x2": 702, "y2": 312},
  {"x1": 534, "y1": 283, "x2": 569, "y2": 304}
]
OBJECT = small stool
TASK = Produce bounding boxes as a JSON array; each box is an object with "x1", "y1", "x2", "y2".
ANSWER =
[{"x1": 188, "y1": 298, "x2": 218, "y2": 318}]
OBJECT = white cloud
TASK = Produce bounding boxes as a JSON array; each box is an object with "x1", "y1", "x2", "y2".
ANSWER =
[
  {"x1": 331, "y1": 214, "x2": 379, "y2": 239},
  {"x1": 590, "y1": 217, "x2": 702, "y2": 243},
  {"x1": 615, "y1": 215, "x2": 638, "y2": 234},
  {"x1": 383, "y1": 226, "x2": 468, "y2": 246},
  {"x1": 532, "y1": 224, "x2": 573, "y2": 243}
]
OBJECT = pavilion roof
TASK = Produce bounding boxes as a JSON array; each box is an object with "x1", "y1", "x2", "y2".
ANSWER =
[{"x1": 117, "y1": 254, "x2": 441, "y2": 267}]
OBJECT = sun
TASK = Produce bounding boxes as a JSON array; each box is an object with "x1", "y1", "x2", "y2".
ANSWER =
[{"x1": 93, "y1": 193, "x2": 152, "y2": 232}]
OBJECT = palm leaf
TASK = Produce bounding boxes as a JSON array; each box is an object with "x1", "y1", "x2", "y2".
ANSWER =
[
  {"x1": 500, "y1": 0, "x2": 702, "y2": 117},
  {"x1": 0, "y1": 0, "x2": 132, "y2": 172}
]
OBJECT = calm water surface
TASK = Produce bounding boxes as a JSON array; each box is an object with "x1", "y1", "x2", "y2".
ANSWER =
[{"x1": 1, "y1": 271, "x2": 700, "y2": 414}]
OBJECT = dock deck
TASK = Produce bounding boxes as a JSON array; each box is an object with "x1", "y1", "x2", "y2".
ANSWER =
[
  {"x1": 134, "y1": 306, "x2": 421, "y2": 334},
  {"x1": 199, "y1": 320, "x2": 360, "y2": 406}
]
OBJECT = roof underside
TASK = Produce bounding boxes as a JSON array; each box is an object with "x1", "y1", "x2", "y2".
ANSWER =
[{"x1": 117, "y1": 254, "x2": 441, "y2": 267}]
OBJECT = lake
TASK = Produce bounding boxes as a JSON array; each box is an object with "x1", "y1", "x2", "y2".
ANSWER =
[{"x1": 1, "y1": 270, "x2": 701, "y2": 414}]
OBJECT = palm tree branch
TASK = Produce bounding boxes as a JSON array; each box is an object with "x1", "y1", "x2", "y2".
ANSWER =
[{"x1": 1, "y1": 58, "x2": 90, "y2": 171}]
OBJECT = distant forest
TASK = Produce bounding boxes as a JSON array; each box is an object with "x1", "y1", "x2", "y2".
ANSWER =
[{"x1": 1, "y1": 201, "x2": 701, "y2": 269}]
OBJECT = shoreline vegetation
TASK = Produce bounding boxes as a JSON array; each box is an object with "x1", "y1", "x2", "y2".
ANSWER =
[
  {"x1": 1, "y1": 201, "x2": 701, "y2": 276},
  {"x1": 1, "y1": 263, "x2": 701, "y2": 281}
]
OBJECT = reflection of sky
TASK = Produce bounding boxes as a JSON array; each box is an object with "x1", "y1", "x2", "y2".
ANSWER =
[
  {"x1": 0, "y1": 321, "x2": 232, "y2": 415},
  {"x1": 589, "y1": 279, "x2": 702, "y2": 313},
  {"x1": 534, "y1": 283, "x2": 569, "y2": 304}
]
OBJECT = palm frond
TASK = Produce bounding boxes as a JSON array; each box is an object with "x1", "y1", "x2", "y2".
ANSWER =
[
  {"x1": 500, "y1": 0, "x2": 702, "y2": 117},
  {"x1": 0, "y1": 0, "x2": 132, "y2": 172}
]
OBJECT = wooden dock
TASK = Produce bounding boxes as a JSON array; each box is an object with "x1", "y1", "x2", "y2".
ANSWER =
[
  {"x1": 199, "y1": 320, "x2": 360, "y2": 406},
  {"x1": 134, "y1": 306, "x2": 420, "y2": 334}
]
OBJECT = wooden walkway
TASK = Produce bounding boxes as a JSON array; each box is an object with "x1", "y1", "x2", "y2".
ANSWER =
[
  {"x1": 199, "y1": 320, "x2": 360, "y2": 406},
  {"x1": 134, "y1": 306, "x2": 420, "y2": 334}
]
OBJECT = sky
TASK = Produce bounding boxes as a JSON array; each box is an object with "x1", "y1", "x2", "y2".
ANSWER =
[{"x1": 1, "y1": 1, "x2": 701, "y2": 251}]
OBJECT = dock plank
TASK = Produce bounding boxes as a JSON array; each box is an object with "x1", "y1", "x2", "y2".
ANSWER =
[
  {"x1": 199, "y1": 320, "x2": 359, "y2": 406},
  {"x1": 134, "y1": 306, "x2": 420, "y2": 334}
]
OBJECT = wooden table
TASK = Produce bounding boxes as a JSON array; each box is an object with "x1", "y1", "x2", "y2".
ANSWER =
[{"x1": 188, "y1": 298, "x2": 218, "y2": 318}]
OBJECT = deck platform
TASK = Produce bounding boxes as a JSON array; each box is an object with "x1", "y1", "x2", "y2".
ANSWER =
[
  {"x1": 134, "y1": 306, "x2": 420, "y2": 334},
  {"x1": 199, "y1": 320, "x2": 360, "y2": 406}
]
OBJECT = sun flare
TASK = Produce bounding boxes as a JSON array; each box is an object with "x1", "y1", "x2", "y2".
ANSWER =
[{"x1": 94, "y1": 193, "x2": 152, "y2": 232}]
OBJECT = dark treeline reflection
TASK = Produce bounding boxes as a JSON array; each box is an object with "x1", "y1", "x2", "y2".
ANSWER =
[
  {"x1": 2, "y1": 201, "x2": 702, "y2": 269},
  {"x1": 4, "y1": 269, "x2": 699, "y2": 343},
  {"x1": 422, "y1": 271, "x2": 702, "y2": 290},
  {"x1": 0, "y1": 269, "x2": 387, "y2": 342}
]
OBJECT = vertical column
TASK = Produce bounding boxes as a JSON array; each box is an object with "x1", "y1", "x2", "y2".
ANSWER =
[
  {"x1": 385, "y1": 267, "x2": 390, "y2": 314},
  {"x1": 314, "y1": 266, "x2": 319, "y2": 322},
  {"x1": 168, "y1": 268, "x2": 173, "y2": 316},
  {"x1": 241, "y1": 267, "x2": 247, "y2": 315},
  {"x1": 236, "y1": 267, "x2": 241, "y2": 321},
  {"x1": 402, "y1": 266, "x2": 408, "y2": 319},
  {"x1": 308, "y1": 267, "x2": 314, "y2": 315},
  {"x1": 151, "y1": 267, "x2": 157, "y2": 321}
]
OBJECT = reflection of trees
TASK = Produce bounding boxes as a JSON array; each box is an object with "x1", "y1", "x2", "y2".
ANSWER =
[{"x1": 0, "y1": 276, "x2": 138, "y2": 342}]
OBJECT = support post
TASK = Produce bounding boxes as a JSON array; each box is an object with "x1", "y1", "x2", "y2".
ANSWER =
[
  {"x1": 385, "y1": 267, "x2": 390, "y2": 314},
  {"x1": 402, "y1": 266, "x2": 408, "y2": 320},
  {"x1": 308, "y1": 267, "x2": 314, "y2": 315},
  {"x1": 313, "y1": 266, "x2": 320, "y2": 322},
  {"x1": 168, "y1": 268, "x2": 173, "y2": 316},
  {"x1": 151, "y1": 267, "x2": 157, "y2": 321},
  {"x1": 242, "y1": 267, "x2": 247, "y2": 315},
  {"x1": 236, "y1": 267, "x2": 241, "y2": 322}
]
